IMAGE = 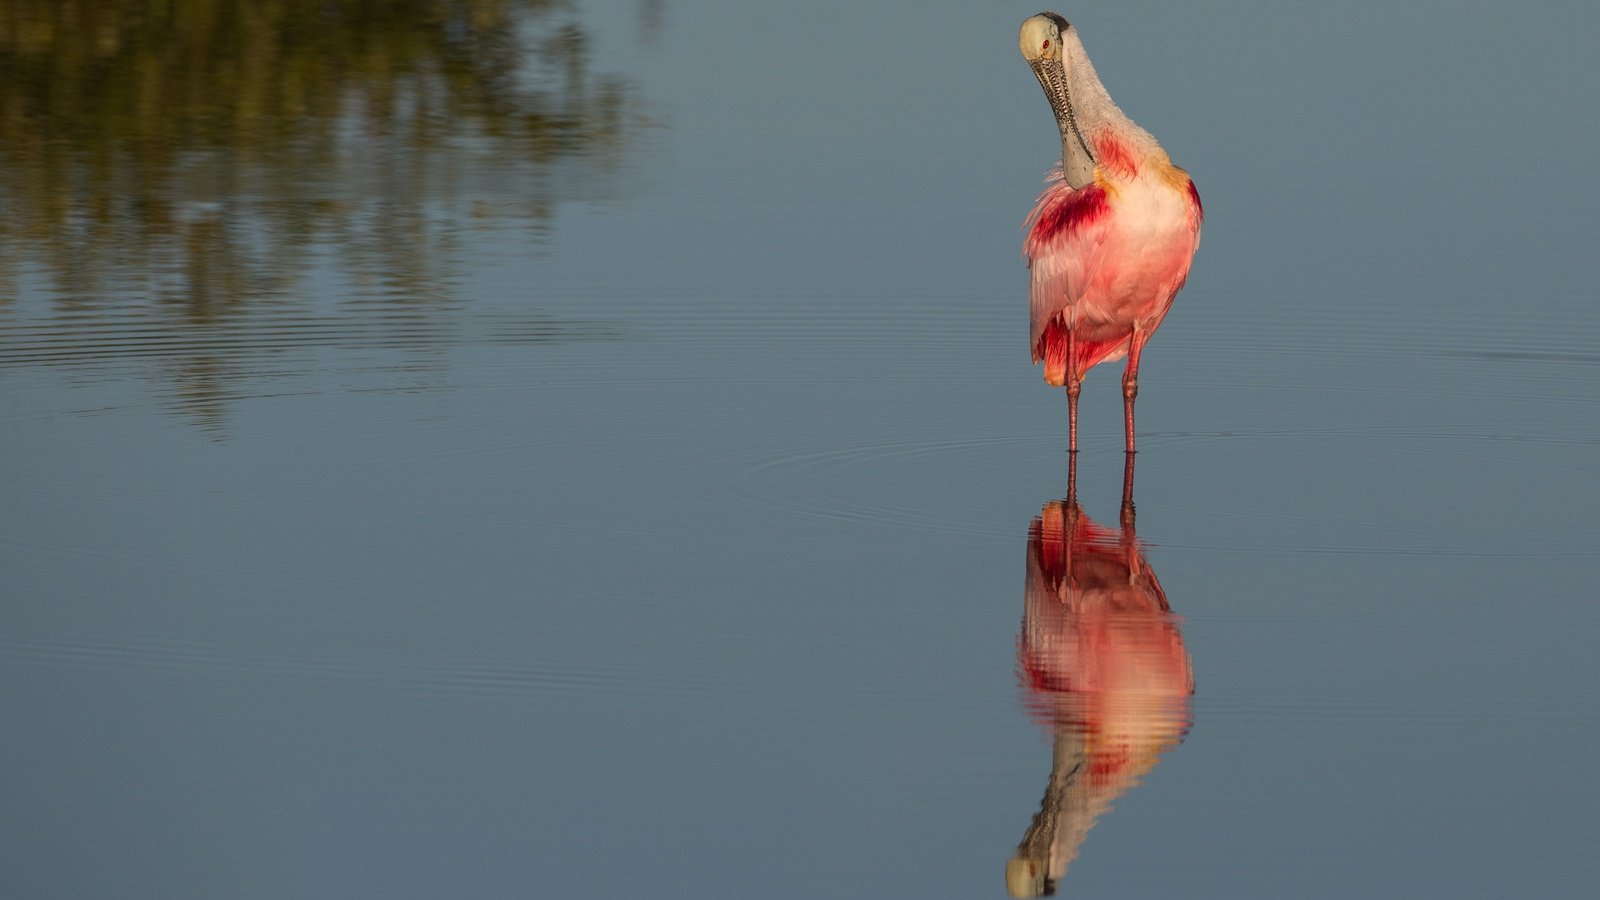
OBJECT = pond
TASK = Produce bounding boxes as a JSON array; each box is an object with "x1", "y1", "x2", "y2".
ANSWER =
[{"x1": 3, "y1": 1, "x2": 1598, "y2": 896}]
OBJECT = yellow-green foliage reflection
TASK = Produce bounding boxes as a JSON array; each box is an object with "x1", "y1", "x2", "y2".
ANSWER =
[{"x1": 0, "y1": 0, "x2": 648, "y2": 308}]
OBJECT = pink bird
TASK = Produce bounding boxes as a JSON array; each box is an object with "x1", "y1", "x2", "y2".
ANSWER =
[{"x1": 1019, "y1": 13, "x2": 1203, "y2": 453}]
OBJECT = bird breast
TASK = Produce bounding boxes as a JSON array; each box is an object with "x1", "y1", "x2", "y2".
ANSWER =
[{"x1": 1026, "y1": 161, "x2": 1201, "y2": 335}]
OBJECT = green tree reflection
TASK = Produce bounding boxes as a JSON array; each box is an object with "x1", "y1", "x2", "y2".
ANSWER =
[{"x1": 0, "y1": 0, "x2": 652, "y2": 431}]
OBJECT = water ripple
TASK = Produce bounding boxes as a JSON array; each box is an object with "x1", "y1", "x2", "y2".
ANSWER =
[
  {"x1": 0, "y1": 630, "x2": 1001, "y2": 715},
  {"x1": 717, "y1": 424, "x2": 1599, "y2": 558}
]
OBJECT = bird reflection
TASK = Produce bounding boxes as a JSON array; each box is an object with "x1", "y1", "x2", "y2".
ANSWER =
[{"x1": 1006, "y1": 456, "x2": 1193, "y2": 897}]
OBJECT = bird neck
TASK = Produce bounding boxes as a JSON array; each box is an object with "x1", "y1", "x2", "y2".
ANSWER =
[{"x1": 1059, "y1": 32, "x2": 1160, "y2": 186}]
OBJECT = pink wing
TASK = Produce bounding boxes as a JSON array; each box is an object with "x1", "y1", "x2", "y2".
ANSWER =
[
  {"x1": 1023, "y1": 170, "x2": 1114, "y2": 355},
  {"x1": 1023, "y1": 171, "x2": 1120, "y2": 384}
]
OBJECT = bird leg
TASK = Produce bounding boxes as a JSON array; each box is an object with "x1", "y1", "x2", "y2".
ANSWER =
[
  {"x1": 1066, "y1": 446, "x2": 1079, "y2": 508},
  {"x1": 1120, "y1": 450, "x2": 1137, "y2": 532},
  {"x1": 1066, "y1": 330, "x2": 1082, "y2": 454},
  {"x1": 1067, "y1": 376, "x2": 1082, "y2": 454},
  {"x1": 1121, "y1": 329, "x2": 1147, "y2": 454}
]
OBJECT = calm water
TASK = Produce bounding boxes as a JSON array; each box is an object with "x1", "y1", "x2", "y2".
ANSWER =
[{"x1": 4, "y1": 1, "x2": 1598, "y2": 896}]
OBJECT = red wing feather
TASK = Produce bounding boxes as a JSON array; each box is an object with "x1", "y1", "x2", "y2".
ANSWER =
[{"x1": 1023, "y1": 174, "x2": 1118, "y2": 382}]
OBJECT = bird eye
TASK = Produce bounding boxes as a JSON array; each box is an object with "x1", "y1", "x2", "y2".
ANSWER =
[{"x1": 1042, "y1": 40, "x2": 1050, "y2": 49}]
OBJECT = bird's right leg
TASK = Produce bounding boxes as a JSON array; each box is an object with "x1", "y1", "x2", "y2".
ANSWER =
[
  {"x1": 1065, "y1": 330, "x2": 1082, "y2": 454},
  {"x1": 1066, "y1": 447, "x2": 1079, "y2": 507},
  {"x1": 1120, "y1": 450, "x2": 1137, "y2": 532}
]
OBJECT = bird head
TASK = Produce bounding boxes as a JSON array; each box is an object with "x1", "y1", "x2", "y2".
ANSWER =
[
  {"x1": 1020, "y1": 13, "x2": 1097, "y2": 189},
  {"x1": 1005, "y1": 852, "x2": 1057, "y2": 897},
  {"x1": 1018, "y1": 13, "x2": 1070, "y2": 66}
]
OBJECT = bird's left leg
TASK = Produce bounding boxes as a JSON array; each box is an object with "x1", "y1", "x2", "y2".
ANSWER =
[
  {"x1": 1122, "y1": 327, "x2": 1148, "y2": 454},
  {"x1": 1119, "y1": 451, "x2": 1143, "y2": 577}
]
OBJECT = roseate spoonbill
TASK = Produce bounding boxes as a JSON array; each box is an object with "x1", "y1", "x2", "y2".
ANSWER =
[
  {"x1": 1006, "y1": 491, "x2": 1193, "y2": 897},
  {"x1": 1019, "y1": 13, "x2": 1202, "y2": 453}
]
